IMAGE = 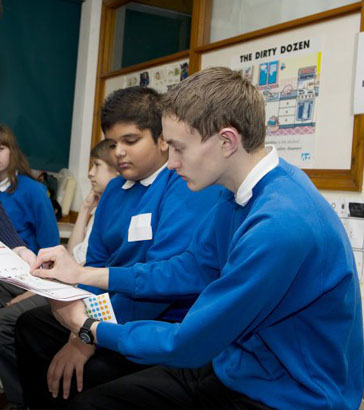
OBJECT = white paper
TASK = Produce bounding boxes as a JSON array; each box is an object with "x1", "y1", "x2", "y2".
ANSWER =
[
  {"x1": 0, "y1": 242, "x2": 93, "y2": 301},
  {"x1": 354, "y1": 32, "x2": 364, "y2": 114},
  {"x1": 128, "y1": 213, "x2": 153, "y2": 242}
]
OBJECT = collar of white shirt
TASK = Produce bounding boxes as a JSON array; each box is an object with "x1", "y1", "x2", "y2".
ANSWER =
[
  {"x1": 122, "y1": 162, "x2": 168, "y2": 190},
  {"x1": 0, "y1": 177, "x2": 11, "y2": 192},
  {"x1": 235, "y1": 145, "x2": 279, "y2": 207}
]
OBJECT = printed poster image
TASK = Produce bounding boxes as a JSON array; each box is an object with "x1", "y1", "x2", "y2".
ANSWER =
[
  {"x1": 234, "y1": 39, "x2": 321, "y2": 168},
  {"x1": 151, "y1": 62, "x2": 189, "y2": 93}
]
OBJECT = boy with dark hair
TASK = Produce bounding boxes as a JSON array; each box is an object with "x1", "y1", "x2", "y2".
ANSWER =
[
  {"x1": 15, "y1": 85, "x2": 221, "y2": 409},
  {"x1": 101, "y1": 86, "x2": 162, "y2": 140},
  {"x1": 27, "y1": 67, "x2": 363, "y2": 410}
]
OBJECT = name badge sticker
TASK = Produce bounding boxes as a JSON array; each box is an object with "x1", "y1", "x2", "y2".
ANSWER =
[{"x1": 128, "y1": 213, "x2": 153, "y2": 242}]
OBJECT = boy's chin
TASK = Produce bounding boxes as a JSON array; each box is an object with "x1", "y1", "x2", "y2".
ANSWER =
[{"x1": 186, "y1": 180, "x2": 206, "y2": 192}]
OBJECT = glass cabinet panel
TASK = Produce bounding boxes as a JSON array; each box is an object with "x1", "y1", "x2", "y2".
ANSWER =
[
  {"x1": 210, "y1": 0, "x2": 357, "y2": 43},
  {"x1": 112, "y1": 1, "x2": 192, "y2": 70}
]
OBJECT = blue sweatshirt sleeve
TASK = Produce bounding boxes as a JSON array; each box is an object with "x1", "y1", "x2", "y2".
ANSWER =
[
  {"x1": 97, "y1": 211, "x2": 313, "y2": 367},
  {"x1": 31, "y1": 183, "x2": 59, "y2": 249},
  {"x1": 108, "y1": 234, "x2": 220, "y2": 299},
  {"x1": 107, "y1": 193, "x2": 222, "y2": 299}
]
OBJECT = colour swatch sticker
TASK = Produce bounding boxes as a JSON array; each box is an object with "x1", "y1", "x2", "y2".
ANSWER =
[{"x1": 83, "y1": 293, "x2": 117, "y2": 323}]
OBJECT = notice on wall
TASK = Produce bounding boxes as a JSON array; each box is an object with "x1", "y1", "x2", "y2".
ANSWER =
[
  {"x1": 123, "y1": 61, "x2": 189, "y2": 94},
  {"x1": 232, "y1": 38, "x2": 321, "y2": 168}
]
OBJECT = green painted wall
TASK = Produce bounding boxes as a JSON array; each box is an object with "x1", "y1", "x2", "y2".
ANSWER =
[{"x1": 0, "y1": 0, "x2": 83, "y2": 171}]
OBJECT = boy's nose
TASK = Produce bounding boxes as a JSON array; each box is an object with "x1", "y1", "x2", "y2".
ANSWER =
[
  {"x1": 114, "y1": 144, "x2": 126, "y2": 158},
  {"x1": 167, "y1": 156, "x2": 180, "y2": 170},
  {"x1": 88, "y1": 166, "x2": 95, "y2": 178}
]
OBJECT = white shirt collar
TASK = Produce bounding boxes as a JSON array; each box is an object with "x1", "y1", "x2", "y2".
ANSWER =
[
  {"x1": 235, "y1": 145, "x2": 279, "y2": 207},
  {"x1": 0, "y1": 177, "x2": 11, "y2": 192},
  {"x1": 122, "y1": 163, "x2": 168, "y2": 190}
]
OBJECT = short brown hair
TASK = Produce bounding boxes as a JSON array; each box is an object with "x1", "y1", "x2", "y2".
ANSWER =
[
  {"x1": 90, "y1": 139, "x2": 118, "y2": 170},
  {"x1": 162, "y1": 66, "x2": 266, "y2": 153},
  {"x1": 0, "y1": 124, "x2": 33, "y2": 193}
]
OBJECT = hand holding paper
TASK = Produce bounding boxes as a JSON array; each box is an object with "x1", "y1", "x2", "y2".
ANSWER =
[
  {"x1": 32, "y1": 245, "x2": 109, "y2": 291},
  {"x1": 32, "y1": 245, "x2": 83, "y2": 285},
  {"x1": 0, "y1": 242, "x2": 92, "y2": 301},
  {"x1": 13, "y1": 246, "x2": 36, "y2": 266}
]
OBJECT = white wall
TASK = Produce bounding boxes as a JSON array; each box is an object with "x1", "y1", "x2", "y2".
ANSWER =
[{"x1": 69, "y1": 0, "x2": 102, "y2": 211}]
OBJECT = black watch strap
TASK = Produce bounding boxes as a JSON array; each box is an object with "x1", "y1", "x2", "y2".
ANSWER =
[{"x1": 78, "y1": 317, "x2": 98, "y2": 344}]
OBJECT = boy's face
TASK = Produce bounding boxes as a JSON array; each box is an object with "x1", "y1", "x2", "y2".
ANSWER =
[
  {"x1": 88, "y1": 158, "x2": 118, "y2": 195},
  {"x1": 105, "y1": 123, "x2": 168, "y2": 181},
  {"x1": 163, "y1": 115, "x2": 225, "y2": 191}
]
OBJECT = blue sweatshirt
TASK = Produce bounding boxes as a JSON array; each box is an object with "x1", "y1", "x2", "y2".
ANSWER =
[
  {"x1": 82, "y1": 167, "x2": 222, "y2": 323},
  {"x1": 0, "y1": 174, "x2": 59, "y2": 253},
  {"x1": 97, "y1": 159, "x2": 363, "y2": 410}
]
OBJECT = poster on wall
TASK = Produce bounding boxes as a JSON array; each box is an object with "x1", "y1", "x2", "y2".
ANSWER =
[
  {"x1": 232, "y1": 39, "x2": 321, "y2": 168},
  {"x1": 120, "y1": 62, "x2": 188, "y2": 94},
  {"x1": 104, "y1": 60, "x2": 189, "y2": 107},
  {"x1": 151, "y1": 62, "x2": 189, "y2": 93},
  {"x1": 124, "y1": 73, "x2": 138, "y2": 87}
]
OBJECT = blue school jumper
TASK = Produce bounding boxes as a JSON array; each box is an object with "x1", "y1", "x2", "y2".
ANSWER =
[
  {"x1": 0, "y1": 174, "x2": 59, "y2": 253},
  {"x1": 97, "y1": 155, "x2": 363, "y2": 410},
  {"x1": 81, "y1": 166, "x2": 222, "y2": 324}
]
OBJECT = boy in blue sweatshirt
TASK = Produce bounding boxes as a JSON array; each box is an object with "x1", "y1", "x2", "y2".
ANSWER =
[
  {"x1": 28, "y1": 68, "x2": 363, "y2": 410},
  {"x1": 15, "y1": 86, "x2": 220, "y2": 409}
]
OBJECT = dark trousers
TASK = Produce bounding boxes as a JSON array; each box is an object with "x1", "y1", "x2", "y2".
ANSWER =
[
  {"x1": 16, "y1": 306, "x2": 273, "y2": 410},
  {"x1": 64, "y1": 363, "x2": 273, "y2": 410},
  {"x1": 15, "y1": 305, "x2": 148, "y2": 409},
  {"x1": 0, "y1": 283, "x2": 48, "y2": 409}
]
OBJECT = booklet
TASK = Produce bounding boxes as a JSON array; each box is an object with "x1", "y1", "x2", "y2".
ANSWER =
[{"x1": 0, "y1": 242, "x2": 93, "y2": 301}]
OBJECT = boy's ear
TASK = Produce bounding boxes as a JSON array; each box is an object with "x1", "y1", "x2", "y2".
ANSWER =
[
  {"x1": 157, "y1": 135, "x2": 169, "y2": 152},
  {"x1": 218, "y1": 127, "x2": 240, "y2": 158}
]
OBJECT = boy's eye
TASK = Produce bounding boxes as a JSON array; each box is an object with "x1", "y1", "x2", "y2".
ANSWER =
[{"x1": 125, "y1": 138, "x2": 138, "y2": 144}]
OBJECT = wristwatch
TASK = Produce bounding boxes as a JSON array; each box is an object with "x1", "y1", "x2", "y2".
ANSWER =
[{"x1": 78, "y1": 318, "x2": 98, "y2": 344}]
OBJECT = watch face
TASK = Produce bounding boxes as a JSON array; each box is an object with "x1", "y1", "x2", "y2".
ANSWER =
[
  {"x1": 78, "y1": 318, "x2": 96, "y2": 344},
  {"x1": 79, "y1": 331, "x2": 92, "y2": 344}
]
